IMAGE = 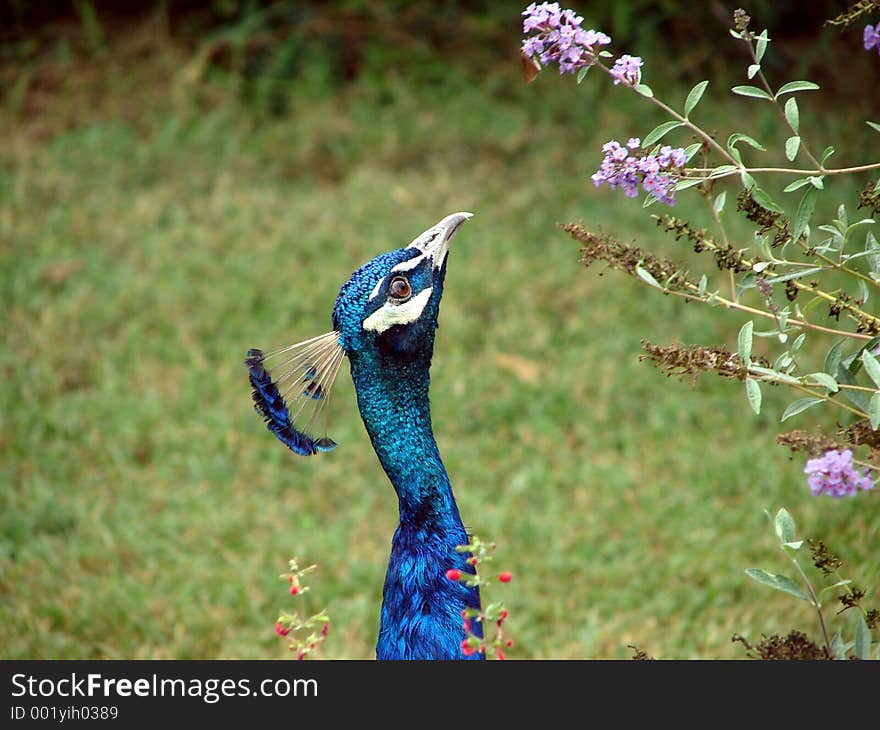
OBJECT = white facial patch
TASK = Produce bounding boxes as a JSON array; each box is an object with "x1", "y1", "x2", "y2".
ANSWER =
[
  {"x1": 390, "y1": 253, "x2": 427, "y2": 273},
  {"x1": 368, "y1": 276, "x2": 386, "y2": 302},
  {"x1": 362, "y1": 286, "x2": 434, "y2": 334}
]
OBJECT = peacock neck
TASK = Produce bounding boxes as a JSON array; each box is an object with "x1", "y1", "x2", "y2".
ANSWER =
[
  {"x1": 349, "y1": 351, "x2": 483, "y2": 660},
  {"x1": 351, "y1": 358, "x2": 463, "y2": 530}
]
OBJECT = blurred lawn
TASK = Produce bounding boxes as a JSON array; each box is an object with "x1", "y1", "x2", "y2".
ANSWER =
[{"x1": 2, "y1": 14, "x2": 878, "y2": 659}]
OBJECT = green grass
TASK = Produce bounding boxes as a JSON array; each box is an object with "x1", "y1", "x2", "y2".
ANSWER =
[{"x1": 2, "y1": 36, "x2": 878, "y2": 660}]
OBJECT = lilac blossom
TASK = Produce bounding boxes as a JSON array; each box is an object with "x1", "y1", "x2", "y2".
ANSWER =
[
  {"x1": 804, "y1": 449, "x2": 874, "y2": 498},
  {"x1": 591, "y1": 140, "x2": 687, "y2": 206},
  {"x1": 521, "y1": 2, "x2": 611, "y2": 75},
  {"x1": 864, "y1": 24, "x2": 880, "y2": 53},
  {"x1": 610, "y1": 54, "x2": 643, "y2": 86}
]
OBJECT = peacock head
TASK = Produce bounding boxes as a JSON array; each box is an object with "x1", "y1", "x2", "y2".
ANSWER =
[{"x1": 245, "y1": 212, "x2": 472, "y2": 456}]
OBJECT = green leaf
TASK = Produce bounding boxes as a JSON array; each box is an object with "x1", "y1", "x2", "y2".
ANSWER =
[
  {"x1": 783, "y1": 177, "x2": 812, "y2": 193},
  {"x1": 576, "y1": 65, "x2": 590, "y2": 84},
  {"x1": 774, "y1": 508, "x2": 796, "y2": 544},
  {"x1": 785, "y1": 135, "x2": 800, "y2": 161},
  {"x1": 867, "y1": 121, "x2": 880, "y2": 134},
  {"x1": 674, "y1": 178, "x2": 704, "y2": 192},
  {"x1": 809, "y1": 176, "x2": 824, "y2": 189},
  {"x1": 728, "y1": 132, "x2": 767, "y2": 152},
  {"x1": 755, "y1": 30, "x2": 770, "y2": 63},
  {"x1": 751, "y1": 187, "x2": 783, "y2": 213},
  {"x1": 698, "y1": 274, "x2": 707, "y2": 296},
  {"x1": 869, "y1": 392, "x2": 880, "y2": 430},
  {"x1": 807, "y1": 372, "x2": 839, "y2": 393},
  {"x1": 708, "y1": 164, "x2": 738, "y2": 179},
  {"x1": 837, "y1": 365, "x2": 871, "y2": 412},
  {"x1": 747, "y1": 64, "x2": 760, "y2": 79},
  {"x1": 792, "y1": 187, "x2": 818, "y2": 242},
  {"x1": 862, "y1": 349, "x2": 880, "y2": 388},
  {"x1": 635, "y1": 265, "x2": 661, "y2": 288},
  {"x1": 781, "y1": 397, "x2": 824, "y2": 421},
  {"x1": 642, "y1": 120, "x2": 683, "y2": 147},
  {"x1": 713, "y1": 191, "x2": 727, "y2": 214},
  {"x1": 745, "y1": 377, "x2": 762, "y2": 414},
  {"x1": 776, "y1": 80, "x2": 820, "y2": 97},
  {"x1": 821, "y1": 146, "x2": 836, "y2": 164},
  {"x1": 854, "y1": 612, "x2": 871, "y2": 660},
  {"x1": 683, "y1": 142, "x2": 703, "y2": 161},
  {"x1": 634, "y1": 83, "x2": 654, "y2": 98},
  {"x1": 784, "y1": 97, "x2": 799, "y2": 133},
  {"x1": 744, "y1": 569, "x2": 811, "y2": 602},
  {"x1": 764, "y1": 267, "x2": 822, "y2": 284},
  {"x1": 684, "y1": 80, "x2": 709, "y2": 117},
  {"x1": 740, "y1": 170, "x2": 756, "y2": 190},
  {"x1": 738, "y1": 320, "x2": 754, "y2": 363},
  {"x1": 824, "y1": 339, "x2": 845, "y2": 377},
  {"x1": 732, "y1": 85, "x2": 773, "y2": 100}
]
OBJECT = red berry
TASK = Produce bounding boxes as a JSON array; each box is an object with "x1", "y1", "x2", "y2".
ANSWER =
[
  {"x1": 496, "y1": 648, "x2": 506, "y2": 660},
  {"x1": 445, "y1": 569, "x2": 461, "y2": 581},
  {"x1": 290, "y1": 584, "x2": 299, "y2": 595},
  {"x1": 274, "y1": 622, "x2": 290, "y2": 637},
  {"x1": 468, "y1": 557, "x2": 478, "y2": 566},
  {"x1": 499, "y1": 609, "x2": 509, "y2": 620},
  {"x1": 461, "y1": 640, "x2": 477, "y2": 656},
  {"x1": 506, "y1": 639, "x2": 514, "y2": 648},
  {"x1": 498, "y1": 572, "x2": 512, "y2": 583}
]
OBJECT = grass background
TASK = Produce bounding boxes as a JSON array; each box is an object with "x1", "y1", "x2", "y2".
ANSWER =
[{"x1": 2, "y1": 1, "x2": 878, "y2": 659}]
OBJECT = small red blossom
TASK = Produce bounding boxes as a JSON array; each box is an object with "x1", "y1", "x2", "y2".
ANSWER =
[
  {"x1": 274, "y1": 622, "x2": 290, "y2": 637},
  {"x1": 500, "y1": 609, "x2": 509, "y2": 620},
  {"x1": 496, "y1": 648, "x2": 506, "y2": 660},
  {"x1": 290, "y1": 584, "x2": 299, "y2": 595},
  {"x1": 467, "y1": 557, "x2": 478, "y2": 566},
  {"x1": 445, "y1": 569, "x2": 461, "y2": 581},
  {"x1": 461, "y1": 640, "x2": 478, "y2": 656},
  {"x1": 321, "y1": 623, "x2": 329, "y2": 637},
  {"x1": 498, "y1": 572, "x2": 512, "y2": 583}
]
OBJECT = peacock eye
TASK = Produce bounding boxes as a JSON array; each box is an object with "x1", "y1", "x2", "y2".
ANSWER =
[{"x1": 388, "y1": 276, "x2": 412, "y2": 302}]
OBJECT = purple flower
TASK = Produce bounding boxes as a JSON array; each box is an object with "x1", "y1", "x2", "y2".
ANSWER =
[
  {"x1": 610, "y1": 54, "x2": 643, "y2": 86},
  {"x1": 864, "y1": 24, "x2": 880, "y2": 52},
  {"x1": 804, "y1": 449, "x2": 874, "y2": 498},
  {"x1": 522, "y1": 2, "x2": 611, "y2": 75},
  {"x1": 592, "y1": 139, "x2": 687, "y2": 206}
]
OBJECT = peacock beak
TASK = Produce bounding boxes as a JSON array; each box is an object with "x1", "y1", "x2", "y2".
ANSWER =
[{"x1": 406, "y1": 211, "x2": 473, "y2": 270}]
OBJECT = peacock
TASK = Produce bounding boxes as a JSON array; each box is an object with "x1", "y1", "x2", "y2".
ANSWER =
[{"x1": 245, "y1": 212, "x2": 483, "y2": 660}]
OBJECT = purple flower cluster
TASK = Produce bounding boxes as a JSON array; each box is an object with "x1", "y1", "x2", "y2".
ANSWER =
[
  {"x1": 591, "y1": 139, "x2": 687, "y2": 205},
  {"x1": 804, "y1": 449, "x2": 874, "y2": 498},
  {"x1": 521, "y1": 2, "x2": 611, "y2": 74},
  {"x1": 610, "y1": 54, "x2": 643, "y2": 86},
  {"x1": 865, "y1": 24, "x2": 880, "y2": 54}
]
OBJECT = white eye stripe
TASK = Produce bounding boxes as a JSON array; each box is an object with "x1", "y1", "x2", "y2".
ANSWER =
[
  {"x1": 368, "y1": 276, "x2": 386, "y2": 302},
  {"x1": 390, "y1": 253, "x2": 427, "y2": 273},
  {"x1": 362, "y1": 286, "x2": 433, "y2": 333}
]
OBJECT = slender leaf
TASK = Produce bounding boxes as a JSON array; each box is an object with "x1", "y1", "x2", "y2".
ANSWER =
[
  {"x1": 774, "y1": 508, "x2": 796, "y2": 544},
  {"x1": 776, "y1": 80, "x2": 820, "y2": 96},
  {"x1": 751, "y1": 187, "x2": 782, "y2": 213},
  {"x1": 783, "y1": 177, "x2": 811, "y2": 193},
  {"x1": 781, "y1": 397, "x2": 824, "y2": 421},
  {"x1": 784, "y1": 97, "x2": 799, "y2": 133},
  {"x1": 824, "y1": 339, "x2": 845, "y2": 377},
  {"x1": 870, "y1": 392, "x2": 880, "y2": 430},
  {"x1": 684, "y1": 80, "x2": 709, "y2": 117},
  {"x1": 744, "y1": 569, "x2": 811, "y2": 602},
  {"x1": 792, "y1": 187, "x2": 818, "y2": 242},
  {"x1": 634, "y1": 83, "x2": 654, "y2": 98},
  {"x1": 764, "y1": 267, "x2": 822, "y2": 284},
  {"x1": 747, "y1": 63, "x2": 760, "y2": 79},
  {"x1": 807, "y1": 372, "x2": 839, "y2": 393},
  {"x1": 728, "y1": 133, "x2": 767, "y2": 152},
  {"x1": 854, "y1": 612, "x2": 871, "y2": 660},
  {"x1": 738, "y1": 320, "x2": 754, "y2": 363},
  {"x1": 576, "y1": 65, "x2": 590, "y2": 84},
  {"x1": 821, "y1": 146, "x2": 836, "y2": 164},
  {"x1": 745, "y1": 377, "x2": 762, "y2": 414},
  {"x1": 709, "y1": 164, "x2": 738, "y2": 179},
  {"x1": 755, "y1": 30, "x2": 770, "y2": 63},
  {"x1": 785, "y1": 135, "x2": 801, "y2": 161},
  {"x1": 642, "y1": 120, "x2": 683, "y2": 147},
  {"x1": 635, "y1": 265, "x2": 660, "y2": 288},
  {"x1": 861, "y1": 349, "x2": 880, "y2": 388},
  {"x1": 732, "y1": 85, "x2": 773, "y2": 100},
  {"x1": 867, "y1": 121, "x2": 880, "y2": 134},
  {"x1": 674, "y1": 178, "x2": 704, "y2": 192},
  {"x1": 713, "y1": 191, "x2": 727, "y2": 214}
]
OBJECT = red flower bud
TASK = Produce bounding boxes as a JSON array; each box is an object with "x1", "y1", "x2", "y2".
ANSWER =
[
  {"x1": 461, "y1": 640, "x2": 477, "y2": 656},
  {"x1": 467, "y1": 557, "x2": 478, "y2": 566},
  {"x1": 500, "y1": 609, "x2": 509, "y2": 620},
  {"x1": 290, "y1": 584, "x2": 299, "y2": 595},
  {"x1": 498, "y1": 571, "x2": 512, "y2": 583},
  {"x1": 274, "y1": 622, "x2": 290, "y2": 637},
  {"x1": 321, "y1": 623, "x2": 329, "y2": 637},
  {"x1": 496, "y1": 648, "x2": 506, "y2": 660},
  {"x1": 445, "y1": 569, "x2": 461, "y2": 581},
  {"x1": 506, "y1": 639, "x2": 514, "y2": 648}
]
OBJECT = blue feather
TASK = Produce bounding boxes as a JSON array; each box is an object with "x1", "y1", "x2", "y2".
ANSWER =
[{"x1": 245, "y1": 348, "x2": 322, "y2": 456}]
